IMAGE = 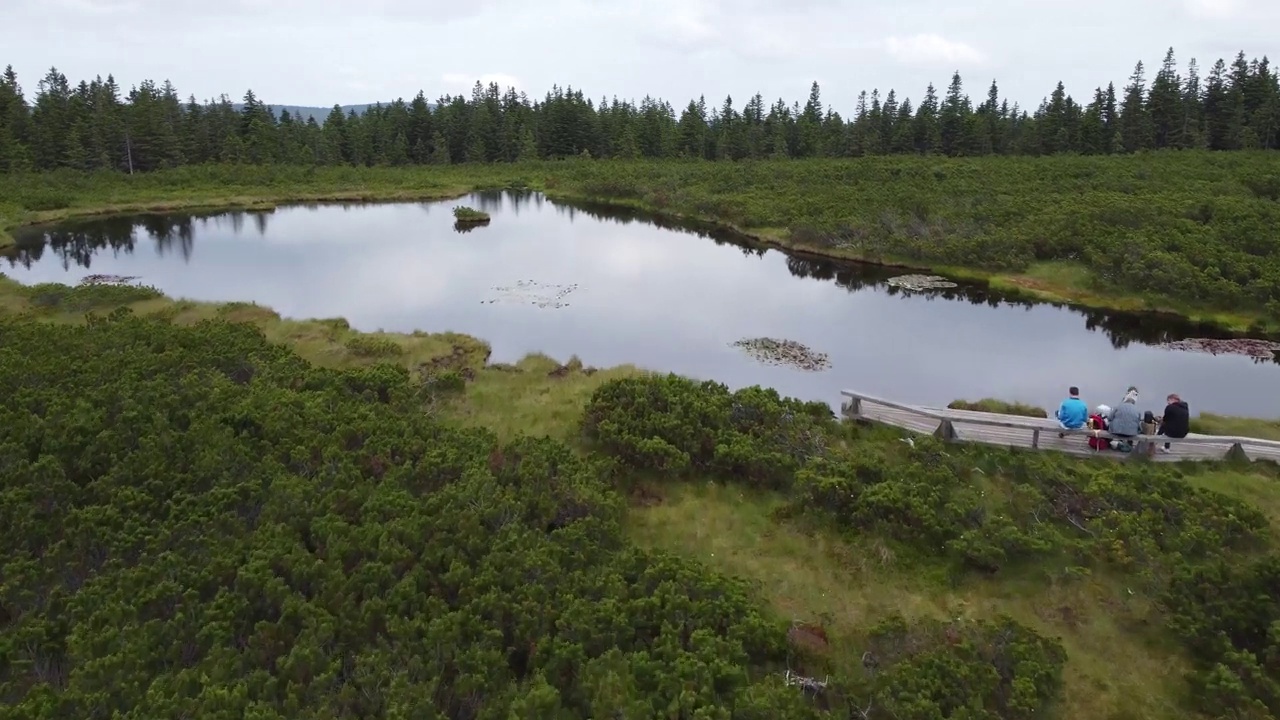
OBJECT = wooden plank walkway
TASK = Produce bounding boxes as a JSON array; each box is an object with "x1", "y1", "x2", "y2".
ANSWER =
[{"x1": 841, "y1": 389, "x2": 1280, "y2": 464}]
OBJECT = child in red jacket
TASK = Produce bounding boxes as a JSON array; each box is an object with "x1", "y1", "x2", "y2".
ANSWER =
[{"x1": 1087, "y1": 404, "x2": 1111, "y2": 451}]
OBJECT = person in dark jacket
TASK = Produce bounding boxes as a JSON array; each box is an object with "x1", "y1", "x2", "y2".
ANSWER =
[{"x1": 1158, "y1": 393, "x2": 1190, "y2": 453}]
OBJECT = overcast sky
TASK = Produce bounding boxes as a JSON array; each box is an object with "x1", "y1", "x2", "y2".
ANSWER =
[{"x1": 5, "y1": 0, "x2": 1278, "y2": 114}]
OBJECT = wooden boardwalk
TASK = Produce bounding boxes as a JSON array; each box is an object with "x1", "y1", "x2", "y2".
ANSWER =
[{"x1": 841, "y1": 389, "x2": 1280, "y2": 464}]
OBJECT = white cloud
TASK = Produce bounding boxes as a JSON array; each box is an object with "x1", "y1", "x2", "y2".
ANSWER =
[
  {"x1": 1185, "y1": 0, "x2": 1245, "y2": 18},
  {"x1": 883, "y1": 33, "x2": 985, "y2": 65},
  {"x1": 441, "y1": 73, "x2": 521, "y2": 91},
  {"x1": 47, "y1": 0, "x2": 140, "y2": 13},
  {"x1": 662, "y1": 7, "x2": 717, "y2": 46}
]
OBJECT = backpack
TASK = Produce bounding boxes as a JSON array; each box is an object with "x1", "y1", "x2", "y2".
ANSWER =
[{"x1": 1087, "y1": 414, "x2": 1110, "y2": 451}]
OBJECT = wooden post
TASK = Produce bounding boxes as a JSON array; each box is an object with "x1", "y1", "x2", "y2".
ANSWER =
[
  {"x1": 842, "y1": 397, "x2": 862, "y2": 419},
  {"x1": 1032, "y1": 428, "x2": 1040, "y2": 449},
  {"x1": 934, "y1": 419, "x2": 957, "y2": 442},
  {"x1": 1226, "y1": 442, "x2": 1249, "y2": 463}
]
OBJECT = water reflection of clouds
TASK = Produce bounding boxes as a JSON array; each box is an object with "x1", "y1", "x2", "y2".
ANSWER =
[{"x1": 6, "y1": 192, "x2": 1280, "y2": 418}]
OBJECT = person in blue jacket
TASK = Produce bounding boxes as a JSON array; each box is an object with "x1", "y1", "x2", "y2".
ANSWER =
[{"x1": 1056, "y1": 386, "x2": 1089, "y2": 437}]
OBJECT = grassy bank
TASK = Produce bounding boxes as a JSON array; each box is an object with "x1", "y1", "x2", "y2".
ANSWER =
[
  {"x1": 0, "y1": 165, "x2": 488, "y2": 248},
  {"x1": 0, "y1": 273, "x2": 645, "y2": 443},
  {"x1": 947, "y1": 397, "x2": 1049, "y2": 418},
  {"x1": 4, "y1": 152, "x2": 1280, "y2": 332},
  {"x1": 5, "y1": 274, "x2": 1280, "y2": 718}
]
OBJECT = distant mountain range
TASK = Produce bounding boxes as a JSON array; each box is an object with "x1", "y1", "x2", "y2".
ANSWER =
[{"x1": 231, "y1": 102, "x2": 437, "y2": 123}]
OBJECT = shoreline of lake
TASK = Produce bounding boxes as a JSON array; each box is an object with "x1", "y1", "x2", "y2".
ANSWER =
[
  {"x1": 2, "y1": 159, "x2": 1275, "y2": 336},
  {"x1": 3, "y1": 258, "x2": 1278, "y2": 438}
]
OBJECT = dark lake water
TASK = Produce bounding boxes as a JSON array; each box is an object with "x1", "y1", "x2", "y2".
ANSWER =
[{"x1": 5, "y1": 190, "x2": 1279, "y2": 419}]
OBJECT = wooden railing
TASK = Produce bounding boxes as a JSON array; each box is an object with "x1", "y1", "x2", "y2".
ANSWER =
[{"x1": 840, "y1": 389, "x2": 1280, "y2": 463}]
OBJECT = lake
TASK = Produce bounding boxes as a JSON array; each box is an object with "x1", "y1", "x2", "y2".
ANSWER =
[{"x1": 5, "y1": 190, "x2": 1279, "y2": 419}]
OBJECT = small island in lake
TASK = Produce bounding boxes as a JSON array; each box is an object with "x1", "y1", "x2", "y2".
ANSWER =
[{"x1": 452, "y1": 206, "x2": 491, "y2": 226}]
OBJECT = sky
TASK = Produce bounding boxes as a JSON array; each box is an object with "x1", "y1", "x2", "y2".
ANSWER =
[{"x1": 4, "y1": 0, "x2": 1279, "y2": 115}]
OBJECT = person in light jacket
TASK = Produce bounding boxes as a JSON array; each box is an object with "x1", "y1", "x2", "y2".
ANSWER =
[{"x1": 1108, "y1": 388, "x2": 1143, "y2": 451}]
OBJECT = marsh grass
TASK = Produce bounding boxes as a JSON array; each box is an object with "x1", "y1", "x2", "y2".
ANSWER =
[
  {"x1": 1193, "y1": 412, "x2": 1280, "y2": 442},
  {"x1": 448, "y1": 354, "x2": 644, "y2": 441},
  {"x1": 947, "y1": 397, "x2": 1049, "y2": 418},
  {"x1": 0, "y1": 276, "x2": 493, "y2": 374}
]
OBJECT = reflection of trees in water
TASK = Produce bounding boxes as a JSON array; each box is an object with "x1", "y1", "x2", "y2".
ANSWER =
[
  {"x1": 3, "y1": 211, "x2": 244, "y2": 271},
  {"x1": 784, "y1": 254, "x2": 1280, "y2": 364},
  {"x1": 556, "y1": 195, "x2": 1280, "y2": 362},
  {"x1": 555, "y1": 199, "x2": 767, "y2": 259},
  {"x1": 469, "y1": 189, "x2": 536, "y2": 216},
  {"x1": 1080, "y1": 312, "x2": 1280, "y2": 364},
  {"x1": 784, "y1": 255, "x2": 1014, "y2": 310},
  {"x1": 470, "y1": 191, "x2": 506, "y2": 214}
]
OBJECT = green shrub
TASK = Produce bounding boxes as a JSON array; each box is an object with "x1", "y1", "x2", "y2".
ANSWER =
[
  {"x1": 1164, "y1": 554, "x2": 1280, "y2": 715},
  {"x1": 858, "y1": 614, "x2": 1068, "y2": 718},
  {"x1": 423, "y1": 369, "x2": 467, "y2": 395},
  {"x1": 343, "y1": 334, "x2": 404, "y2": 357},
  {"x1": 19, "y1": 190, "x2": 70, "y2": 211},
  {"x1": 23, "y1": 281, "x2": 163, "y2": 312},
  {"x1": 0, "y1": 313, "x2": 802, "y2": 718},
  {"x1": 580, "y1": 374, "x2": 833, "y2": 489}
]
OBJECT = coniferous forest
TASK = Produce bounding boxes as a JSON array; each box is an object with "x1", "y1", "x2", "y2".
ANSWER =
[{"x1": 0, "y1": 47, "x2": 1277, "y2": 172}]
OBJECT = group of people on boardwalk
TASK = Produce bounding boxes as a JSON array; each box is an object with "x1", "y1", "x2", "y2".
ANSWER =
[{"x1": 1055, "y1": 386, "x2": 1190, "y2": 454}]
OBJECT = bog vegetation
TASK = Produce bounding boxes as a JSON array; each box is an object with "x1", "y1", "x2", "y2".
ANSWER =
[
  {"x1": 1, "y1": 46, "x2": 1279, "y2": 325},
  {"x1": 2, "y1": 279, "x2": 1280, "y2": 718}
]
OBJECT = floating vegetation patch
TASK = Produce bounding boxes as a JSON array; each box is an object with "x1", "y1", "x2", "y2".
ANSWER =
[
  {"x1": 452, "y1": 205, "x2": 491, "y2": 224},
  {"x1": 731, "y1": 337, "x2": 831, "y2": 371},
  {"x1": 886, "y1": 274, "x2": 958, "y2": 291},
  {"x1": 1158, "y1": 337, "x2": 1280, "y2": 359},
  {"x1": 80, "y1": 273, "x2": 141, "y2": 286},
  {"x1": 482, "y1": 280, "x2": 579, "y2": 309}
]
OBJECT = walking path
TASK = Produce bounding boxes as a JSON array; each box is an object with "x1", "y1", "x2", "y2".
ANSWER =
[{"x1": 840, "y1": 389, "x2": 1280, "y2": 463}]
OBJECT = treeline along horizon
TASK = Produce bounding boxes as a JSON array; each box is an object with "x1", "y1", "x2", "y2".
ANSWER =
[{"x1": 0, "y1": 47, "x2": 1277, "y2": 172}]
